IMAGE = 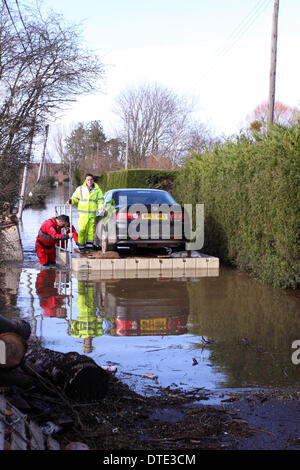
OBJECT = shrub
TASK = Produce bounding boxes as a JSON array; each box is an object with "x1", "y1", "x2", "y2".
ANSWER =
[
  {"x1": 101, "y1": 169, "x2": 178, "y2": 193},
  {"x1": 46, "y1": 175, "x2": 56, "y2": 187},
  {"x1": 173, "y1": 124, "x2": 300, "y2": 289}
]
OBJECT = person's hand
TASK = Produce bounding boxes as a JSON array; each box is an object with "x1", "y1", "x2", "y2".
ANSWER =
[
  {"x1": 97, "y1": 208, "x2": 105, "y2": 216},
  {"x1": 68, "y1": 233, "x2": 74, "y2": 239}
]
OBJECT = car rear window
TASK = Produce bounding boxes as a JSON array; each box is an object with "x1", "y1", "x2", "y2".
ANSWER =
[{"x1": 113, "y1": 190, "x2": 177, "y2": 206}]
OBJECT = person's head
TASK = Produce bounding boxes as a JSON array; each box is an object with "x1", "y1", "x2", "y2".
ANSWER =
[
  {"x1": 56, "y1": 214, "x2": 70, "y2": 227},
  {"x1": 85, "y1": 173, "x2": 94, "y2": 189}
]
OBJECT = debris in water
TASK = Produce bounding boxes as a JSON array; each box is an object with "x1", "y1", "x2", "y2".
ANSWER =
[
  {"x1": 101, "y1": 365, "x2": 117, "y2": 373},
  {"x1": 40, "y1": 421, "x2": 62, "y2": 435},
  {"x1": 143, "y1": 373, "x2": 159, "y2": 382}
]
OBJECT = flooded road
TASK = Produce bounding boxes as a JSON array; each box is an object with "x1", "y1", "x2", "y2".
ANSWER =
[{"x1": 1, "y1": 185, "x2": 299, "y2": 396}]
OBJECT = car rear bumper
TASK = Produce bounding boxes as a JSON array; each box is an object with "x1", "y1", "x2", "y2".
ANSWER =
[{"x1": 116, "y1": 239, "x2": 187, "y2": 248}]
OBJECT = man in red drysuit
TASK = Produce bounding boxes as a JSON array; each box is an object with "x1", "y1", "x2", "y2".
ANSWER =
[{"x1": 35, "y1": 214, "x2": 78, "y2": 266}]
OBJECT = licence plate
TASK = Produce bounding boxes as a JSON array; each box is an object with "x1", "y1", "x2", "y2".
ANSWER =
[
  {"x1": 140, "y1": 318, "x2": 167, "y2": 331},
  {"x1": 141, "y1": 213, "x2": 168, "y2": 220}
]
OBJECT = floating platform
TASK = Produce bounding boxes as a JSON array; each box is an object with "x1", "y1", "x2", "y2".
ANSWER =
[{"x1": 58, "y1": 250, "x2": 219, "y2": 281}]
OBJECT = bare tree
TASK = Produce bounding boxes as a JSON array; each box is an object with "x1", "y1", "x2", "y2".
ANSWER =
[
  {"x1": 48, "y1": 123, "x2": 74, "y2": 165},
  {"x1": 247, "y1": 101, "x2": 300, "y2": 133},
  {"x1": 114, "y1": 83, "x2": 196, "y2": 168},
  {"x1": 0, "y1": 2, "x2": 104, "y2": 211},
  {"x1": 184, "y1": 122, "x2": 220, "y2": 155}
]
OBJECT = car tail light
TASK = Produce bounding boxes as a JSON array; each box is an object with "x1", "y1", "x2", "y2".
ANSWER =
[
  {"x1": 167, "y1": 319, "x2": 184, "y2": 330},
  {"x1": 170, "y1": 212, "x2": 186, "y2": 220},
  {"x1": 113, "y1": 213, "x2": 139, "y2": 220},
  {"x1": 114, "y1": 319, "x2": 138, "y2": 335}
]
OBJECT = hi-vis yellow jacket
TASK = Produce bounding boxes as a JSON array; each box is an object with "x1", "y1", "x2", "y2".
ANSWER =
[{"x1": 70, "y1": 182, "x2": 104, "y2": 217}]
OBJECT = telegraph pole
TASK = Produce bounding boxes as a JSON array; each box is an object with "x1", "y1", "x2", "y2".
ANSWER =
[
  {"x1": 268, "y1": 0, "x2": 280, "y2": 124},
  {"x1": 17, "y1": 119, "x2": 36, "y2": 220},
  {"x1": 37, "y1": 124, "x2": 49, "y2": 183},
  {"x1": 125, "y1": 114, "x2": 129, "y2": 170},
  {"x1": 17, "y1": 98, "x2": 39, "y2": 220}
]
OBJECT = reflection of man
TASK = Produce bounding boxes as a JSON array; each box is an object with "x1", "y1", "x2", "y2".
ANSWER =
[
  {"x1": 35, "y1": 270, "x2": 67, "y2": 318},
  {"x1": 69, "y1": 281, "x2": 113, "y2": 353}
]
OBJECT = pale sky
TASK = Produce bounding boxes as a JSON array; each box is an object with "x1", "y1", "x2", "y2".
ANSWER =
[{"x1": 40, "y1": 0, "x2": 300, "y2": 139}]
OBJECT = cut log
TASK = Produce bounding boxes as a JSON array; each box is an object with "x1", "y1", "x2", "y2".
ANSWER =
[
  {"x1": 23, "y1": 346, "x2": 109, "y2": 402},
  {"x1": 0, "y1": 332, "x2": 26, "y2": 369},
  {"x1": 0, "y1": 315, "x2": 31, "y2": 340},
  {"x1": 0, "y1": 341, "x2": 110, "y2": 402}
]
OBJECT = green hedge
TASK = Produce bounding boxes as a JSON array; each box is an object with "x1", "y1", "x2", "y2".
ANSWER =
[
  {"x1": 173, "y1": 124, "x2": 300, "y2": 289},
  {"x1": 101, "y1": 169, "x2": 178, "y2": 193}
]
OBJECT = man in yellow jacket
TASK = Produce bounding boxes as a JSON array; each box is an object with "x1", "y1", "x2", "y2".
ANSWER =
[{"x1": 67, "y1": 173, "x2": 104, "y2": 251}]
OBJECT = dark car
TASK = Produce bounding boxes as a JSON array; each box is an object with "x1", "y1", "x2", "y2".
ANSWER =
[{"x1": 95, "y1": 188, "x2": 190, "y2": 252}]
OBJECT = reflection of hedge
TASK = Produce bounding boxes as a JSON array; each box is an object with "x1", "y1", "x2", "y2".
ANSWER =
[
  {"x1": 186, "y1": 267, "x2": 300, "y2": 386},
  {"x1": 173, "y1": 124, "x2": 300, "y2": 288},
  {"x1": 101, "y1": 169, "x2": 178, "y2": 193}
]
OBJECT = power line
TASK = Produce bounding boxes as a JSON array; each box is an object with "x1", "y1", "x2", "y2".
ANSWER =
[
  {"x1": 199, "y1": 0, "x2": 273, "y2": 82},
  {"x1": 2, "y1": 0, "x2": 29, "y2": 55},
  {"x1": 15, "y1": 0, "x2": 33, "y2": 49},
  {"x1": 2, "y1": 0, "x2": 37, "y2": 82},
  {"x1": 214, "y1": 0, "x2": 272, "y2": 59},
  {"x1": 15, "y1": 0, "x2": 27, "y2": 30}
]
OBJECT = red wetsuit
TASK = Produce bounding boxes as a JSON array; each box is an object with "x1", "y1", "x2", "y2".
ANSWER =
[{"x1": 35, "y1": 217, "x2": 78, "y2": 265}]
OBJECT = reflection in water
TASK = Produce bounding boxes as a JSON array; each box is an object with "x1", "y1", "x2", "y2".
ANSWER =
[
  {"x1": 69, "y1": 281, "x2": 113, "y2": 354},
  {"x1": 2, "y1": 258, "x2": 300, "y2": 393},
  {"x1": 1, "y1": 262, "x2": 300, "y2": 394},
  {"x1": 0, "y1": 264, "x2": 22, "y2": 314},
  {"x1": 94, "y1": 278, "x2": 189, "y2": 337},
  {"x1": 35, "y1": 269, "x2": 67, "y2": 318},
  {"x1": 187, "y1": 268, "x2": 300, "y2": 388}
]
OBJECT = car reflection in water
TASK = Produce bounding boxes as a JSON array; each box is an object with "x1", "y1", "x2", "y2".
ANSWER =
[
  {"x1": 94, "y1": 278, "x2": 189, "y2": 337},
  {"x1": 35, "y1": 273, "x2": 189, "y2": 351}
]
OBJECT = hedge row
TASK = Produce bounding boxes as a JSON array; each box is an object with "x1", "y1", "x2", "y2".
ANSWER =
[
  {"x1": 101, "y1": 169, "x2": 178, "y2": 193},
  {"x1": 173, "y1": 124, "x2": 300, "y2": 289}
]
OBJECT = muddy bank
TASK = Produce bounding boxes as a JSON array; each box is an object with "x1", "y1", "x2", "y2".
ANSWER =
[
  {"x1": 44, "y1": 388, "x2": 300, "y2": 451},
  {"x1": 2, "y1": 348, "x2": 300, "y2": 451}
]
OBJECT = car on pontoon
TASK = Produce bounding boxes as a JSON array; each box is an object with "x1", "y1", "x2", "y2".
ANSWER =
[{"x1": 95, "y1": 188, "x2": 191, "y2": 252}]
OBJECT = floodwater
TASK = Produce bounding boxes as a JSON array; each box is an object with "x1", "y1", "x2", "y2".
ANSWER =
[{"x1": 1, "y1": 185, "x2": 299, "y2": 397}]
